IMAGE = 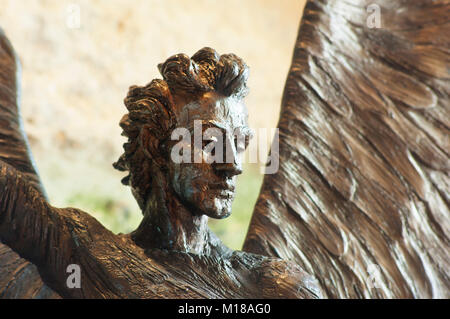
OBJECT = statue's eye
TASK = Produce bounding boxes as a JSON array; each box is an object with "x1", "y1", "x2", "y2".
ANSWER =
[
  {"x1": 202, "y1": 136, "x2": 219, "y2": 157},
  {"x1": 234, "y1": 135, "x2": 248, "y2": 153},
  {"x1": 202, "y1": 136, "x2": 218, "y2": 148}
]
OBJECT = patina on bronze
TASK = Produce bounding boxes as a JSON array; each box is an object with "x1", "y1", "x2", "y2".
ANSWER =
[
  {"x1": 0, "y1": 0, "x2": 448, "y2": 299},
  {"x1": 113, "y1": 48, "x2": 253, "y2": 255},
  {"x1": 0, "y1": 45, "x2": 321, "y2": 298}
]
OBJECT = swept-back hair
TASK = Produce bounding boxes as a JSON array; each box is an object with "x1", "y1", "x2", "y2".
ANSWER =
[{"x1": 113, "y1": 47, "x2": 249, "y2": 209}]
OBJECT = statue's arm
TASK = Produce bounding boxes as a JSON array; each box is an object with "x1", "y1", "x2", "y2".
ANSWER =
[
  {"x1": 0, "y1": 160, "x2": 87, "y2": 294},
  {"x1": 0, "y1": 28, "x2": 62, "y2": 298}
]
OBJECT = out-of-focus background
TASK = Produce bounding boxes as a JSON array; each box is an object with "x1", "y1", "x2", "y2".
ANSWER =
[{"x1": 0, "y1": 0, "x2": 305, "y2": 250}]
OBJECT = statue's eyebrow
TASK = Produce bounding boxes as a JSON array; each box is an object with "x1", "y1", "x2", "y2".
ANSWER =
[
  {"x1": 185, "y1": 121, "x2": 253, "y2": 139},
  {"x1": 204, "y1": 120, "x2": 227, "y2": 132},
  {"x1": 204, "y1": 121, "x2": 253, "y2": 138},
  {"x1": 185, "y1": 121, "x2": 226, "y2": 133}
]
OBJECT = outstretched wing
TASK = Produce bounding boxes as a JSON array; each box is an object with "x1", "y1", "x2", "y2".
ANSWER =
[
  {"x1": 244, "y1": 0, "x2": 449, "y2": 298},
  {"x1": 0, "y1": 28, "x2": 60, "y2": 298},
  {"x1": 0, "y1": 29, "x2": 46, "y2": 196}
]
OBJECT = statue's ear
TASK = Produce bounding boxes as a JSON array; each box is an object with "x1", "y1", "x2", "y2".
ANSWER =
[{"x1": 139, "y1": 125, "x2": 165, "y2": 168}]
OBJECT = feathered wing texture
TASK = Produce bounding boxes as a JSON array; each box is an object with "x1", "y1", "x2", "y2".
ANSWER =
[
  {"x1": 1, "y1": 1, "x2": 448, "y2": 299},
  {"x1": 0, "y1": 28, "x2": 319, "y2": 300},
  {"x1": 0, "y1": 29, "x2": 60, "y2": 298},
  {"x1": 244, "y1": 0, "x2": 449, "y2": 298},
  {"x1": 0, "y1": 29, "x2": 45, "y2": 195}
]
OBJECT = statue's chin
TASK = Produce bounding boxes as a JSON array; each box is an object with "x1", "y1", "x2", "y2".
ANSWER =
[
  {"x1": 176, "y1": 187, "x2": 234, "y2": 219},
  {"x1": 205, "y1": 209, "x2": 231, "y2": 219},
  {"x1": 199, "y1": 198, "x2": 233, "y2": 219}
]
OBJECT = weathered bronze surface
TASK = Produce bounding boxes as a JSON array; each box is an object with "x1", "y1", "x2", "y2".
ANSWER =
[
  {"x1": 0, "y1": 0, "x2": 449, "y2": 299},
  {"x1": 0, "y1": 42, "x2": 320, "y2": 298},
  {"x1": 244, "y1": 0, "x2": 450, "y2": 298}
]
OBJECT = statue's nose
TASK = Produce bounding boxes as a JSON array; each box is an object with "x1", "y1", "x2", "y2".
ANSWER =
[
  {"x1": 214, "y1": 160, "x2": 242, "y2": 177},
  {"x1": 212, "y1": 134, "x2": 243, "y2": 177}
]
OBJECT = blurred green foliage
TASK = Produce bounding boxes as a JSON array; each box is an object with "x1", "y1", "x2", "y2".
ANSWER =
[{"x1": 65, "y1": 192, "x2": 141, "y2": 234}]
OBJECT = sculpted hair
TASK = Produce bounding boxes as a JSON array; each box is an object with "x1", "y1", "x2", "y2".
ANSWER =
[{"x1": 113, "y1": 47, "x2": 249, "y2": 209}]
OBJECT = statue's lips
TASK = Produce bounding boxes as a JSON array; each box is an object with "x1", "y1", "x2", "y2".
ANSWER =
[
  {"x1": 209, "y1": 182, "x2": 236, "y2": 197},
  {"x1": 217, "y1": 190, "x2": 234, "y2": 199}
]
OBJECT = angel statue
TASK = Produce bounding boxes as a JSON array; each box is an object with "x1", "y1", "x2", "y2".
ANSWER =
[{"x1": 0, "y1": 0, "x2": 449, "y2": 299}]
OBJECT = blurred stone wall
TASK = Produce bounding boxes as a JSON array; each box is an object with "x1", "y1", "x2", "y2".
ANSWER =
[{"x1": 0, "y1": 0, "x2": 305, "y2": 247}]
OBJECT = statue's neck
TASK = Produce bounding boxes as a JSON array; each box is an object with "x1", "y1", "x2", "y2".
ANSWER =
[{"x1": 131, "y1": 170, "x2": 210, "y2": 255}]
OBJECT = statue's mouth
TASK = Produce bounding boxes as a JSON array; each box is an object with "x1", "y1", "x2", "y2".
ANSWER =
[
  {"x1": 210, "y1": 181, "x2": 235, "y2": 192},
  {"x1": 217, "y1": 189, "x2": 234, "y2": 199},
  {"x1": 209, "y1": 181, "x2": 235, "y2": 199}
]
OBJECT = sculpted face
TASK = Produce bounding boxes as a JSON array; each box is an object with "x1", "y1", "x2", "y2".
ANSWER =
[{"x1": 167, "y1": 92, "x2": 252, "y2": 219}]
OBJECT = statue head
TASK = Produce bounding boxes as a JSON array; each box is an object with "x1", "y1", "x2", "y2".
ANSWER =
[{"x1": 114, "y1": 47, "x2": 252, "y2": 220}]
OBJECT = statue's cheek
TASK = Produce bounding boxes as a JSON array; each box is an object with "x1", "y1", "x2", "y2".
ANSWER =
[{"x1": 171, "y1": 165, "x2": 197, "y2": 200}]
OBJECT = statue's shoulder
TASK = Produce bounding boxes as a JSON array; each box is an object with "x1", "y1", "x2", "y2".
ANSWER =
[
  {"x1": 229, "y1": 250, "x2": 324, "y2": 299},
  {"x1": 205, "y1": 230, "x2": 323, "y2": 298},
  {"x1": 58, "y1": 206, "x2": 114, "y2": 241}
]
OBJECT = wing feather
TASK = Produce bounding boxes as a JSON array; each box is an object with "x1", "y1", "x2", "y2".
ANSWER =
[
  {"x1": 244, "y1": 0, "x2": 449, "y2": 298},
  {"x1": 0, "y1": 28, "x2": 59, "y2": 299}
]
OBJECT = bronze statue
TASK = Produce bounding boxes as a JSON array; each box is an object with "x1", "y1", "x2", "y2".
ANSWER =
[
  {"x1": 114, "y1": 48, "x2": 252, "y2": 255},
  {"x1": 1, "y1": 0, "x2": 448, "y2": 299},
  {"x1": 0, "y1": 45, "x2": 321, "y2": 298}
]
